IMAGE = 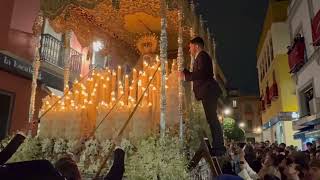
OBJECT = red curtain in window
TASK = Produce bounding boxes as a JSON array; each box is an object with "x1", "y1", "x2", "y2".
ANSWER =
[
  {"x1": 265, "y1": 86, "x2": 271, "y2": 106},
  {"x1": 269, "y1": 82, "x2": 278, "y2": 100},
  {"x1": 288, "y1": 37, "x2": 305, "y2": 73},
  {"x1": 312, "y1": 10, "x2": 320, "y2": 46}
]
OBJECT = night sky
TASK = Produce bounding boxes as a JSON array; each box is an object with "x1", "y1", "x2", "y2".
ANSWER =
[{"x1": 198, "y1": 0, "x2": 269, "y2": 95}]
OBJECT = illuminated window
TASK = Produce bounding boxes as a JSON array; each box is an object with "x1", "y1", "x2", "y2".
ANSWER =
[{"x1": 232, "y1": 100, "x2": 237, "y2": 108}]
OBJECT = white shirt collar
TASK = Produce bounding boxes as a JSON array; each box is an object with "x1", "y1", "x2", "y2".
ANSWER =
[{"x1": 194, "y1": 50, "x2": 202, "y2": 60}]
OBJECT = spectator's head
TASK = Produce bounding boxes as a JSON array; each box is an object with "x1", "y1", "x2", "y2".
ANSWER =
[
  {"x1": 316, "y1": 150, "x2": 320, "y2": 160},
  {"x1": 265, "y1": 140, "x2": 270, "y2": 146},
  {"x1": 54, "y1": 156, "x2": 81, "y2": 180},
  {"x1": 256, "y1": 149, "x2": 263, "y2": 159},
  {"x1": 307, "y1": 142, "x2": 313, "y2": 151},
  {"x1": 286, "y1": 162, "x2": 305, "y2": 180},
  {"x1": 292, "y1": 151, "x2": 310, "y2": 168},
  {"x1": 264, "y1": 153, "x2": 278, "y2": 167},
  {"x1": 189, "y1": 37, "x2": 204, "y2": 56},
  {"x1": 279, "y1": 143, "x2": 286, "y2": 151},
  {"x1": 309, "y1": 160, "x2": 320, "y2": 179},
  {"x1": 244, "y1": 144, "x2": 254, "y2": 156}
]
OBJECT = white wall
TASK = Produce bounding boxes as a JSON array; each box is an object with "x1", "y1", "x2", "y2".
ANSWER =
[
  {"x1": 283, "y1": 121, "x2": 301, "y2": 148},
  {"x1": 263, "y1": 128, "x2": 272, "y2": 142},
  {"x1": 271, "y1": 22, "x2": 290, "y2": 55},
  {"x1": 312, "y1": 0, "x2": 320, "y2": 15},
  {"x1": 289, "y1": 0, "x2": 315, "y2": 58},
  {"x1": 296, "y1": 57, "x2": 320, "y2": 98},
  {"x1": 43, "y1": 19, "x2": 62, "y2": 40},
  {"x1": 288, "y1": 0, "x2": 320, "y2": 99}
]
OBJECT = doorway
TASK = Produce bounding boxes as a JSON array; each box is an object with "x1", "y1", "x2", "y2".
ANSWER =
[{"x1": 0, "y1": 90, "x2": 14, "y2": 140}]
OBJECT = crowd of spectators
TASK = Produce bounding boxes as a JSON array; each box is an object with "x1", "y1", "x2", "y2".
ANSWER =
[{"x1": 221, "y1": 140, "x2": 320, "y2": 180}]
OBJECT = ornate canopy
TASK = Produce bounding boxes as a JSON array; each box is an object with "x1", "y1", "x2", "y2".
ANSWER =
[{"x1": 41, "y1": 0, "x2": 193, "y2": 52}]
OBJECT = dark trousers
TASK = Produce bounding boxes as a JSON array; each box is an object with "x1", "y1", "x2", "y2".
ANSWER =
[{"x1": 201, "y1": 93, "x2": 225, "y2": 153}]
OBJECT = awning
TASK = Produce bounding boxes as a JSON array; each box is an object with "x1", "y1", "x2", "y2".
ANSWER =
[
  {"x1": 294, "y1": 131, "x2": 305, "y2": 140},
  {"x1": 306, "y1": 129, "x2": 320, "y2": 139},
  {"x1": 312, "y1": 10, "x2": 320, "y2": 46},
  {"x1": 293, "y1": 112, "x2": 320, "y2": 129}
]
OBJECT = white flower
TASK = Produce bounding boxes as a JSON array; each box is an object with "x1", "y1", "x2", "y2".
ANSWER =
[{"x1": 54, "y1": 138, "x2": 67, "y2": 154}]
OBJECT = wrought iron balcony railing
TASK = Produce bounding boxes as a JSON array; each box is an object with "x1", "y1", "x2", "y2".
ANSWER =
[
  {"x1": 40, "y1": 33, "x2": 82, "y2": 76},
  {"x1": 40, "y1": 33, "x2": 64, "y2": 68},
  {"x1": 70, "y1": 48, "x2": 82, "y2": 75}
]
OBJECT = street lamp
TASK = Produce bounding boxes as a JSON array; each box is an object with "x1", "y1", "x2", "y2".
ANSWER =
[
  {"x1": 93, "y1": 41, "x2": 104, "y2": 52},
  {"x1": 239, "y1": 122, "x2": 245, "y2": 128},
  {"x1": 224, "y1": 108, "x2": 231, "y2": 115},
  {"x1": 255, "y1": 127, "x2": 262, "y2": 134}
]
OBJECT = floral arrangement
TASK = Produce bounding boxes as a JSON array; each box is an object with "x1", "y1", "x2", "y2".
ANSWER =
[
  {"x1": 0, "y1": 135, "x2": 188, "y2": 179},
  {"x1": 125, "y1": 135, "x2": 188, "y2": 180}
]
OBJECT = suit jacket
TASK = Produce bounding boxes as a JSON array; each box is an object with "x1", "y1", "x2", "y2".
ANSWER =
[
  {"x1": 184, "y1": 51, "x2": 221, "y2": 101},
  {"x1": 104, "y1": 148, "x2": 125, "y2": 180}
]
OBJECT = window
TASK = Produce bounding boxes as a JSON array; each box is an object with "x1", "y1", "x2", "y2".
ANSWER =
[
  {"x1": 233, "y1": 100, "x2": 237, "y2": 108},
  {"x1": 247, "y1": 120, "x2": 253, "y2": 130},
  {"x1": 244, "y1": 104, "x2": 253, "y2": 113},
  {"x1": 299, "y1": 85, "x2": 314, "y2": 116}
]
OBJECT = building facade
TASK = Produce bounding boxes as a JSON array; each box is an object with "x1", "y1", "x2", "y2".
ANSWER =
[
  {"x1": 0, "y1": 0, "x2": 102, "y2": 138},
  {"x1": 287, "y1": 0, "x2": 320, "y2": 149},
  {"x1": 228, "y1": 89, "x2": 262, "y2": 143},
  {"x1": 257, "y1": 0, "x2": 300, "y2": 147}
]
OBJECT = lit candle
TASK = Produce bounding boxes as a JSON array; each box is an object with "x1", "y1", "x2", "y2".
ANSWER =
[
  {"x1": 111, "y1": 91, "x2": 116, "y2": 105},
  {"x1": 156, "y1": 68, "x2": 161, "y2": 88},
  {"x1": 143, "y1": 90, "x2": 148, "y2": 106},
  {"x1": 107, "y1": 69, "x2": 111, "y2": 82},
  {"x1": 106, "y1": 77, "x2": 111, "y2": 103},
  {"x1": 148, "y1": 85, "x2": 153, "y2": 104},
  {"x1": 132, "y1": 68, "x2": 137, "y2": 83},
  {"x1": 129, "y1": 86, "x2": 133, "y2": 104},
  {"x1": 117, "y1": 66, "x2": 122, "y2": 83},
  {"x1": 143, "y1": 61, "x2": 148, "y2": 73},
  {"x1": 172, "y1": 61, "x2": 177, "y2": 72},
  {"x1": 124, "y1": 75, "x2": 129, "y2": 105},
  {"x1": 102, "y1": 84, "x2": 106, "y2": 102},
  {"x1": 142, "y1": 72, "x2": 147, "y2": 88},
  {"x1": 117, "y1": 81, "x2": 122, "y2": 99},
  {"x1": 152, "y1": 86, "x2": 157, "y2": 109},
  {"x1": 137, "y1": 80, "x2": 142, "y2": 100},
  {"x1": 74, "y1": 90, "x2": 80, "y2": 105},
  {"x1": 111, "y1": 70, "x2": 117, "y2": 93}
]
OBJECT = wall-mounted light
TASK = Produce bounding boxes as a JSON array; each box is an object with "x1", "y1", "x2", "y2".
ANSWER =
[
  {"x1": 224, "y1": 108, "x2": 231, "y2": 115},
  {"x1": 239, "y1": 122, "x2": 245, "y2": 128},
  {"x1": 93, "y1": 41, "x2": 104, "y2": 52}
]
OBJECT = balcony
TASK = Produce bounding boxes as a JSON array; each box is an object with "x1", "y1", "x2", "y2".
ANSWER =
[
  {"x1": 40, "y1": 34, "x2": 82, "y2": 79},
  {"x1": 312, "y1": 9, "x2": 320, "y2": 46},
  {"x1": 287, "y1": 36, "x2": 305, "y2": 73}
]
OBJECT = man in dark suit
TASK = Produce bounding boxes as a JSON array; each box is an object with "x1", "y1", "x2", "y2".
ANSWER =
[{"x1": 182, "y1": 37, "x2": 225, "y2": 156}]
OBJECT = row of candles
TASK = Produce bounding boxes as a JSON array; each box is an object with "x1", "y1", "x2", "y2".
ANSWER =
[{"x1": 41, "y1": 58, "x2": 178, "y2": 114}]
